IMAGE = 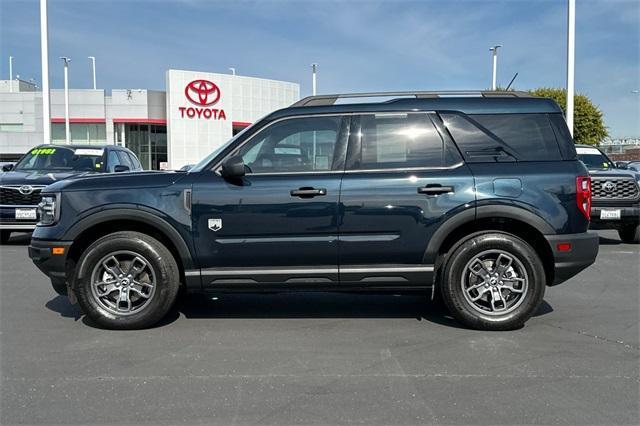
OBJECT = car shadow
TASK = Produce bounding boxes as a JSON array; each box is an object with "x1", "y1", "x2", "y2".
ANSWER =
[
  {"x1": 3, "y1": 232, "x2": 31, "y2": 245},
  {"x1": 45, "y1": 291, "x2": 554, "y2": 331},
  {"x1": 598, "y1": 235, "x2": 623, "y2": 245}
]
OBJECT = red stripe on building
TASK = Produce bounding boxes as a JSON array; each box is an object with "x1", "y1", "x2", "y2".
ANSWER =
[
  {"x1": 112, "y1": 118, "x2": 167, "y2": 125},
  {"x1": 51, "y1": 118, "x2": 106, "y2": 123},
  {"x1": 232, "y1": 121, "x2": 252, "y2": 127}
]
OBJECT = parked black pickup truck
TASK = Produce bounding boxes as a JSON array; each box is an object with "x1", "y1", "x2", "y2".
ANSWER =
[{"x1": 576, "y1": 145, "x2": 640, "y2": 243}]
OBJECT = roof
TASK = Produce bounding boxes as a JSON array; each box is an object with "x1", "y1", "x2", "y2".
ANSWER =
[{"x1": 269, "y1": 92, "x2": 562, "y2": 120}]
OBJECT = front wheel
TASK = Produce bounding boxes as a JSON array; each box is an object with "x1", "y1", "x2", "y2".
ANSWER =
[
  {"x1": 440, "y1": 232, "x2": 546, "y2": 331},
  {"x1": 618, "y1": 224, "x2": 640, "y2": 244},
  {"x1": 74, "y1": 231, "x2": 180, "y2": 329}
]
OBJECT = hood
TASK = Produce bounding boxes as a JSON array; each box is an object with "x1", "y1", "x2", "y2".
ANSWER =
[
  {"x1": 587, "y1": 168, "x2": 640, "y2": 179},
  {"x1": 0, "y1": 169, "x2": 93, "y2": 186},
  {"x1": 44, "y1": 170, "x2": 186, "y2": 193}
]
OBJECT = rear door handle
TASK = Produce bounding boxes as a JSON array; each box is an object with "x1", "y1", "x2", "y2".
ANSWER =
[
  {"x1": 290, "y1": 187, "x2": 327, "y2": 198},
  {"x1": 417, "y1": 184, "x2": 455, "y2": 195}
]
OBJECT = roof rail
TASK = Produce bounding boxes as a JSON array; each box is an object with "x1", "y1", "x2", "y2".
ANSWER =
[{"x1": 291, "y1": 90, "x2": 532, "y2": 107}]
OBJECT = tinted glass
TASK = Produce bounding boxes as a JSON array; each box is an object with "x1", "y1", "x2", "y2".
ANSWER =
[
  {"x1": 107, "y1": 151, "x2": 121, "y2": 172},
  {"x1": 127, "y1": 152, "x2": 142, "y2": 170},
  {"x1": 440, "y1": 113, "x2": 516, "y2": 162},
  {"x1": 14, "y1": 147, "x2": 104, "y2": 171},
  {"x1": 471, "y1": 114, "x2": 562, "y2": 161},
  {"x1": 116, "y1": 151, "x2": 133, "y2": 169},
  {"x1": 236, "y1": 116, "x2": 343, "y2": 174},
  {"x1": 548, "y1": 113, "x2": 577, "y2": 160},
  {"x1": 350, "y1": 113, "x2": 445, "y2": 170}
]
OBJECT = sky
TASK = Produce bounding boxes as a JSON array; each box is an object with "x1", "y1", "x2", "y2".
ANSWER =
[{"x1": 1, "y1": 0, "x2": 638, "y2": 137}]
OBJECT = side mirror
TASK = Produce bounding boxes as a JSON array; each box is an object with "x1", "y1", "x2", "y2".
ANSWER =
[
  {"x1": 615, "y1": 161, "x2": 627, "y2": 169},
  {"x1": 2, "y1": 164, "x2": 14, "y2": 172},
  {"x1": 221, "y1": 155, "x2": 246, "y2": 178},
  {"x1": 114, "y1": 165, "x2": 130, "y2": 173}
]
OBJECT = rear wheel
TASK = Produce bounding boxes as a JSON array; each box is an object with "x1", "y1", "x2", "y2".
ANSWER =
[
  {"x1": 75, "y1": 231, "x2": 180, "y2": 329},
  {"x1": 0, "y1": 231, "x2": 11, "y2": 244},
  {"x1": 440, "y1": 232, "x2": 546, "y2": 331},
  {"x1": 618, "y1": 224, "x2": 640, "y2": 244}
]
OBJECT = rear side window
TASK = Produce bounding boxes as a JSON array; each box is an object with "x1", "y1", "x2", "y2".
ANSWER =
[
  {"x1": 348, "y1": 113, "x2": 458, "y2": 170},
  {"x1": 116, "y1": 151, "x2": 133, "y2": 169},
  {"x1": 442, "y1": 113, "x2": 563, "y2": 162},
  {"x1": 127, "y1": 152, "x2": 142, "y2": 170}
]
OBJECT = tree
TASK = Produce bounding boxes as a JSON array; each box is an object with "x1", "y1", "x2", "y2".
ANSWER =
[{"x1": 529, "y1": 88, "x2": 608, "y2": 145}]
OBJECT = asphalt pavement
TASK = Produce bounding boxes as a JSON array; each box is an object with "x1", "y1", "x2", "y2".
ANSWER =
[{"x1": 1, "y1": 230, "x2": 638, "y2": 425}]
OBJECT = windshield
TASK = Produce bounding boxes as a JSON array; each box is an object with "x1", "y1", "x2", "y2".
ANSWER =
[
  {"x1": 189, "y1": 126, "x2": 252, "y2": 173},
  {"x1": 14, "y1": 147, "x2": 105, "y2": 172},
  {"x1": 576, "y1": 147, "x2": 614, "y2": 170}
]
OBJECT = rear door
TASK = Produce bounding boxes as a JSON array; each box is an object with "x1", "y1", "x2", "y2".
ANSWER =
[{"x1": 338, "y1": 112, "x2": 476, "y2": 286}]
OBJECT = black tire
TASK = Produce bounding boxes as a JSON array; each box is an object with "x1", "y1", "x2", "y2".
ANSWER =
[
  {"x1": 440, "y1": 232, "x2": 546, "y2": 331},
  {"x1": 0, "y1": 230, "x2": 11, "y2": 244},
  {"x1": 74, "y1": 231, "x2": 180, "y2": 329},
  {"x1": 618, "y1": 224, "x2": 640, "y2": 244}
]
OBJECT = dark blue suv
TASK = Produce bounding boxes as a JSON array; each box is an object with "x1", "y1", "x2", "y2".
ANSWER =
[{"x1": 28, "y1": 91, "x2": 599, "y2": 330}]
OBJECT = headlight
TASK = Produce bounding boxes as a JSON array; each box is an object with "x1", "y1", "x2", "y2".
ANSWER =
[{"x1": 37, "y1": 194, "x2": 60, "y2": 225}]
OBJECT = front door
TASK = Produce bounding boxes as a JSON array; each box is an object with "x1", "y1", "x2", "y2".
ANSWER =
[
  {"x1": 191, "y1": 115, "x2": 349, "y2": 287},
  {"x1": 338, "y1": 112, "x2": 476, "y2": 286}
]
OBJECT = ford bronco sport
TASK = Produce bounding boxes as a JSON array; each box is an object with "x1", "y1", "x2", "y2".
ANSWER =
[{"x1": 29, "y1": 91, "x2": 599, "y2": 330}]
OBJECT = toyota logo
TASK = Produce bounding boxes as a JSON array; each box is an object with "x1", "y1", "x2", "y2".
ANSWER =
[
  {"x1": 603, "y1": 181, "x2": 617, "y2": 193},
  {"x1": 184, "y1": 79, "x2": 221, "y2": 106},
  {"x1": 18, "y1": 185, "x2": 34, "y2": 195}
]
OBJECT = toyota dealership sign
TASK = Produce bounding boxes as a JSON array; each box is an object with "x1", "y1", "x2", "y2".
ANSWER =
[
  {"x1": 166, "y1": 69, "x2": 299, "y2": 169},
  {"x1": 180, "y1": 79, "x2": 227, "y2": 120}
]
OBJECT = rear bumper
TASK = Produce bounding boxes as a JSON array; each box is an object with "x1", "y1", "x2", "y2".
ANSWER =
[
  {"x1": 28, "y1": 238, "x2": 72, "y2": 283},
  {"x1": 545, "y1": 232, "x2": 599, "y2": 286}
]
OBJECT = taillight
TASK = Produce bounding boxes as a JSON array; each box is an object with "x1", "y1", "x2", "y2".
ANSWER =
[{"x1": 576, "y1": 176, "x2": 591, "y2": 220}]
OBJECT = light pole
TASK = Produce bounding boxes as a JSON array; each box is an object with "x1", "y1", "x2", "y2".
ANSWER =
[
  {"x1": 40, "y1": 0, "x2": 51, "y2": 144},
  {"x1": 311, "y1": 63, "x2": 318, "y2": 96},
  {"x1": 8, "y1": 56, "x2": 13, "y2": 91},
  {"x1": 60, "y1": 57, "x2": 71, "y2": 144},
  {"x1": 489, "y1": 45, "x2": 502, "y2": 90},
  {"x1": 88, "y1": 56, "x2": 96, "y2": 89},
  {"x1": 566, "y1": 0, "x2": 575, "y2": 137},
  {"x1": 228, "y1": 67, "x2": 236, "y2": 76}
]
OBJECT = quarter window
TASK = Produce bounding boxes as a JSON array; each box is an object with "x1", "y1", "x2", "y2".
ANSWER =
[
  {"x1": 107, "y1": 151, "x2": 121, "y2": 172},
  {"x1": 235, "y1": 116, "x2": 344, "y2": 174}
]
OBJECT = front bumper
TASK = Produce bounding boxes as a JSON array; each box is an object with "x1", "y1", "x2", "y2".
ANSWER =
[
  {"x1": 545, "y1": 232, "x2": 599, "y2": 286},
  {"x1": 1, "y1": 205, "x2": 39, "y2": 231},
  {"x1": 28, "y1": 238, "x2": 72, "y2": 284}
]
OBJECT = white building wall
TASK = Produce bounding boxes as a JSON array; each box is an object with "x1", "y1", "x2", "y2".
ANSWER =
[{"x1": 166, "y1": 70, "x2": 299, "y2": 169}]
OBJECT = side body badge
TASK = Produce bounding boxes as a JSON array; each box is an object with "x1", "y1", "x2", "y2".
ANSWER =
[{"x1": 208, "y1": 218, "x2": 222, "y2": 232}]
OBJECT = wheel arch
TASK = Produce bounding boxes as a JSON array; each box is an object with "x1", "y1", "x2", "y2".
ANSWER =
[
  {"x1": 65, "y1": 209, "x2": 195, "y2": 284},
  {"x1": 425, "y1": 206, "x2": 556, "y2": 286}
]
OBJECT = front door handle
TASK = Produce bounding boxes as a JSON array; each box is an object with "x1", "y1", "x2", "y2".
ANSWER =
[
  {"x1": 290, "y1": 187, "x2": 327, "y2": 198},
  {"x1": 417, "y1": 184, "x2": 455, "y2": 195}
]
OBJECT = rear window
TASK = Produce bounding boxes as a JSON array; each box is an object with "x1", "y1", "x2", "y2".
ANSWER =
[{"x1": 441, "y1": 113, "x2": 563, "y2": 162}]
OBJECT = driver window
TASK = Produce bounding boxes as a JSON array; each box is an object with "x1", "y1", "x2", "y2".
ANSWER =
[
  {"x1": 107, "y1": 151, "x2": 121, "y2": 172},
  {"x1": 235, "y1": 116, "x2": 342, "y2": 174}
]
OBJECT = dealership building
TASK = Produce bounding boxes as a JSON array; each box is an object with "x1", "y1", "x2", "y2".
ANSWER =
[{"x1": 0, "y1": 70, "x2": 300, "y2": 169}]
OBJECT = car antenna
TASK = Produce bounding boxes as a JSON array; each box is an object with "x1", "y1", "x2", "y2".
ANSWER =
[{"x1": 505, "y1": 72, "x2": 519, "y2": 91}]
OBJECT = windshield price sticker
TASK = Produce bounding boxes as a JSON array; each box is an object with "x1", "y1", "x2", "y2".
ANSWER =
[
  {"x1": 31, "y1": 148, "x2": 56, "y2": 155},
  {"x1": 73, "y1": 148, "x2": 104, "y2": 156}
]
